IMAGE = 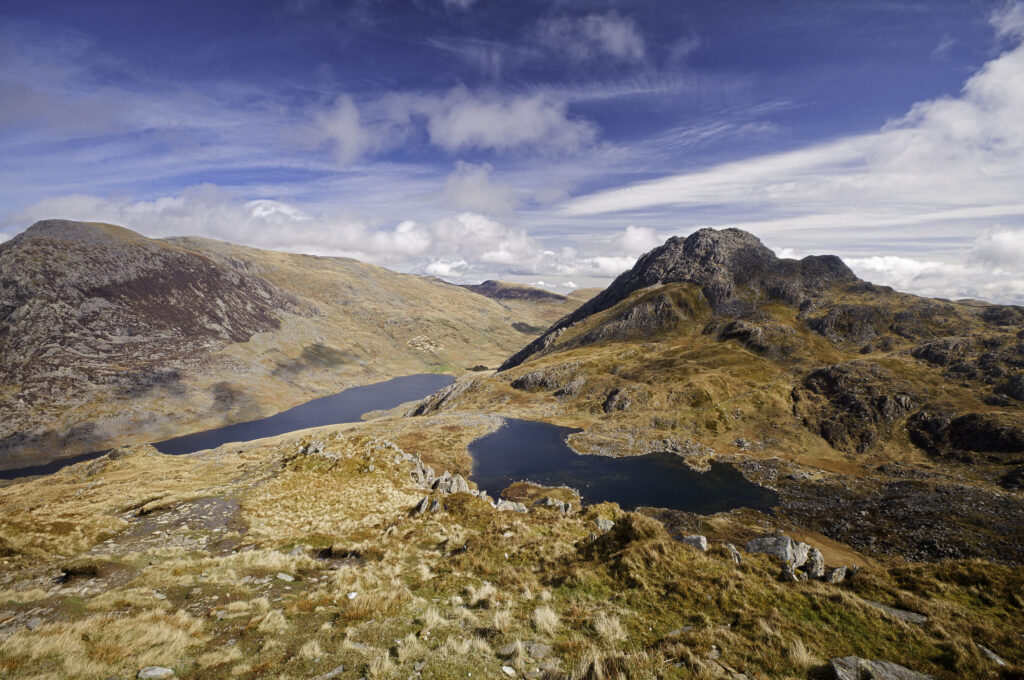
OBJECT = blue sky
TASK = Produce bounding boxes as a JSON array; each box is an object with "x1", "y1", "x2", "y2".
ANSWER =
[{"x1": 2, "y1": 0, "x2": 1023, "y2": 302}]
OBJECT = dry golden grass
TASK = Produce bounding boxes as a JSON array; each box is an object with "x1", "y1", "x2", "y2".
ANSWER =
[
  {"x1": 0, "y1": 610, "x2": 203, "y2": 679},
  {"x1": 533, "y1": 605, "x2": 560, "y2": 634}
]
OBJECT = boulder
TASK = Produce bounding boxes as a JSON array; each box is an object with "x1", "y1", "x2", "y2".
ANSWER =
[
  {"x1": 806, "y1": 547, "x2": 825, "y2": 579},
  {"x1": 826, "y1": 566, "x2": 848, "y2": 584},
  {"x1": 829, "y1": 656, "x2": 934, "y2": 680},
  {"x1": 682, "y1": 535, "x2": 708, "y2": 552},
  {"x1": 724, "y1": 543, "x2": 742, "y2": 566},
  {"x1": 596, "y1": 518, "x2": 615, "y2": 533},
  {"x1": 138, "y1": 669, "x2": 175, "y2": 680},
  {"x1": 744, "y1": 534, "x2": 811, "y2": 567}
]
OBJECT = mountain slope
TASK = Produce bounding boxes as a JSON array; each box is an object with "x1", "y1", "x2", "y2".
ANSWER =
[
  {"x1": 408, "y1": 228, "x2": 1024, "y2": 564},
  {"x1": 0, "y1": 220, "x2": 578, "y2": 470}
]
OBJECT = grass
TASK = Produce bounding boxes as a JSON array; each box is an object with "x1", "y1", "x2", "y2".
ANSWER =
[{"x1": 0, "y1": 415, "x2": 1020, "y2": 680}]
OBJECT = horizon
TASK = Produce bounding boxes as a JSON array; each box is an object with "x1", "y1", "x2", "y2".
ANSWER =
[{"x1": 2, "y1": 1, "x2": 1023, "y2": 303}]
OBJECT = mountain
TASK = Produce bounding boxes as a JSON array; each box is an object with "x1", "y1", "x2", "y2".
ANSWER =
[
  {"x1": 0, "y1": 226, "x2": 1021, "y2": 679},
  {"x1": 0, "y1": 220, "x2": 579, "y2": 470},
  {"x1": 410, "y1": 227, "x2": 1024, "y2": 563}
]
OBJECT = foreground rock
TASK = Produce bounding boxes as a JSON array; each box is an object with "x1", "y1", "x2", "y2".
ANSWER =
[{"x1": 830, "y1": 656, "x2": 934, "y2": 680}]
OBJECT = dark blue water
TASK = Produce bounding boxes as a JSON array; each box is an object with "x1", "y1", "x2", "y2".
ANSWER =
[
  {"x1": 470, "y1": 419, "x2": 778, "y2": 513},
  {"x1": 0, "y1": 373, "x2": 453, "y2": 480}
]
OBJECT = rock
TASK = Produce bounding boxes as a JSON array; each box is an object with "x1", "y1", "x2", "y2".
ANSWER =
[
  {"x1": 432, "y1": 472, "x2": 471, "y2": 494},
  {"x1": 976, "y1": 643, "x2": 1007, "y2": 666},
  {"x1": 501, "y1": 665, "x2": 517, "y2": 677},
  {"x1": 26, "y1": 616, "x2": 42, "y2": 630},
  {"x1": 863, "y1": 600, "x2": 927, "y2": 625},
  {"x1": 1000, "y1": 465, "x2": 1024, "y2": 490},
  {"x1": 537, "y1": 497, "x2": 572, "y2": 514},
  {"x1": 554, "y1": 376, "x2": 585, "y2": 397},
  {"x1": 494, "y1": 499, "x2": 527, "y2": 513},
  {"x1": 830, "y1": 656, "x2": 934, "y2": 680},
  {"x1": 779, "y1": 562, "x2": 799, "y2": 583},
  {"x1": 412, "y1": 496, "x2": 431, "y2": 515},
  {"x1": 137, "y1": 668, "x2": 175, "y2": 680},
  {"x1": 806, "y1": 547, "x2": 825, "y2": 579},
  {"x1": 428, "y1": 499, "x2": 442, "y2": 513},
  {"x1": 527, "y1": 641, "x2": 552, "y2": 659},
  {"x1": 724, "y1": 543, "x2": 742, "y2": 566},
  {"x1": 414, "y1": 662, "x2": 426, "y2": 672},
  {"x1": 596, "y1": 518, "x2": 615, "y2": 533},
  {"x1": 826, "y1": 566, "x2": 848, "y2": 584},
  {"x1": 311, "y1": 664, "x2": 346, "y2": 680},
  {"x1": 744, "y1": 534, "x2": 811, "y2": 567},
  {"x1": 682, "y1": 535, "x2": 708, "y2": 551}
]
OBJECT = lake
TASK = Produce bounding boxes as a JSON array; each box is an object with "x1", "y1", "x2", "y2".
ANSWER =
[
  {"x1": 470, "y1": 418, "x2": 778, "y2": 514},
  {"x1": 0, "y1": 373, "x2": 454, "y2": 480}
]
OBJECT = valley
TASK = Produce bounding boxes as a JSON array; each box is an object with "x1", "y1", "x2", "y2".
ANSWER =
[{"x1": 0, "y1": 224, "x2": 1021, "y2": 680}]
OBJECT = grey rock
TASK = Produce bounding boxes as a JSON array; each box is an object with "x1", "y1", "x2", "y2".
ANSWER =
[
  {"x1": 538, "y1": 497, "x2": 572, "y2": 514},
  {"x1": 527, "y1": 641, "x2": 552, "y2": 659},
  {"x1": 412, "y1": 496, "x2": 431, "y2": 515},
  {"x1": 501, "y1": 665, "x2": 517, "y2": 677},
  {"x1": 724, "y1": 543, "x2": 742, "y2": 565},
  {"x1": 137, "y1": 668, "x2": 175, "y2": 680},
  {"x1": 494, "y1": 499, "x2": 527, "y2": 513},
  {"x1": 312, "y1": 664, "x2": 346, "y2": 680},
  {"x1": 779, "y1": 562, "x2": 799, "y2": 583},
  {"x1": 26, "y1": 616, "x2": 42, "y2": 630},
  {"x1": 428, "y1": 499, "x2": 442, "y2": 513},
  {"x1": 806, "y1": 547, "x2": 825, "y2": 579},
  {"x1": 863, "y1": 600, "x2": 927, "y2": 625},
  {"x1": 555, "y1": 376, "x2": 586, "y2": 397},
  {"x1": 826, "y1": 566, "x2": 848, "y2": 584},
  {"x1": 431, "y1": 472, "x2": 470, "y2": 494},
  {"x1": 744, "y1": 534, "x2": 811, "y2": 567},
  {"x1": 595, "y1": 518, "x2": 614, "y2": 532},
  {"x1": 682, "y1": 535, "x2": 708, "y2": 551},
  {"x1": 830, "y1": 656, "x2": 934, "y2": 680},
  {"x1": 976, "y1": 643, "x2": 1006, "y2": 666}
]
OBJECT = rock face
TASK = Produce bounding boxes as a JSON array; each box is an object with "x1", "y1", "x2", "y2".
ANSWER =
[
  {"x1": 793, "y1": 362, "x2": 918, "y2": 454},
  {"x1": 907, "y1": 407, "x2": 1024, "y2": 459},
  {"x1": 501, "y1": 228, "x2": 859, "y2": 370}
]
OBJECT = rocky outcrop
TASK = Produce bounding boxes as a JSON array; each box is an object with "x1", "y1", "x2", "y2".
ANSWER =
[
  {"x1": 500, "y1": 228, "x2": 859, "y2": 370},
  {"x1": 744, "y1": 535, "x2": 811, "y2": 567},
  {"x1": 405, "y1": 378, "x2": 479, "y2": 416},
  {"x1": 908, "y1": 406, "x2": 1024, "y2": 459},
  {"x1": 793, "y1": 362, "x2": 917, "y2": 454}
]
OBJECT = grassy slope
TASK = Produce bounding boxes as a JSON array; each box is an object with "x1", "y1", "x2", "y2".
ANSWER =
[
  {"x1": 1, "y1": 229, "x2": 580, "y2": 468},
  {"x1": 0, "y1": 416, "x2": 1020, "y2": 679}
]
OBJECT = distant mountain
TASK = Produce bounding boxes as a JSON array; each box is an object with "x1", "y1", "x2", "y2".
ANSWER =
[
  {"x1": 460, "y1": 280, "x2": 568, "y2": 303},
  {"x1": 0, "y1": 220, "x2": 578, "y2": 470}
]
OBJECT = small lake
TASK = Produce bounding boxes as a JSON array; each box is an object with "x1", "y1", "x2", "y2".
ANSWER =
[
  {"x1": 470, "y1": 418, "x2": 778, "y2": 514},
  {"x1": 0, "y1": 373, "x2": 454, "y2": 480}
]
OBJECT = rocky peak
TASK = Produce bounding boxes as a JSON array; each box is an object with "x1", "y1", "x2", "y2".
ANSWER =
[{"x1": 500, "y1": 228, "x2": 859, "y2": 370}]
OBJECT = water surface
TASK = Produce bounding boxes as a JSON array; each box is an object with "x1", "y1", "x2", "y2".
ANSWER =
[
  {"x1": 470, "y1": 418, "x2": 777, "y2": 513},
  {"x1": 0, "y1": 373, "x2": 453, "y2": 480}
]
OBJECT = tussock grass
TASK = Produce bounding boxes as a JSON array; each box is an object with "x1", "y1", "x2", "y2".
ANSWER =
[
  {"x1": 0, "y1": 610, "x2": 203, "y2": 679},
  {"x1": 533, "y1": 605, "x2": 560, "y2": 634}
]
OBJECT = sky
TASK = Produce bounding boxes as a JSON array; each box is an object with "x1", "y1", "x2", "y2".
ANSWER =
[{"x1": 1, "y1": 0, "x2": 1023, "y2": 303}]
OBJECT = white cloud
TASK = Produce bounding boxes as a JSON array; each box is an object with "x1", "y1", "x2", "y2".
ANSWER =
[
  {"x1": 538, "y1": 13, "x2": 646, "y2": 62},
  {"x1": 991, "y1": 1, "x2": 1024, "y2": 39},
  {"x1": 618, "y1": 224, "x2": 661, "y2": 254},
  {"x1": 559, "y1": 29, "x2": 1024, "y2": 237},
  {"x1": 967, "y1": 227, "x2": 1024, "y2": 268},
  {"x1": 415, "y1": 87, "x2": 596, "y2": 153},
  {"x1": 312, "y1": 95, "x2": 375, "y2": 165},
  {"x1": 311, "y1": 87, "x2": 598, "y2": 164},
  {"x1": 442, "y1": 162, "x2": 518, "y2": 217}
]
